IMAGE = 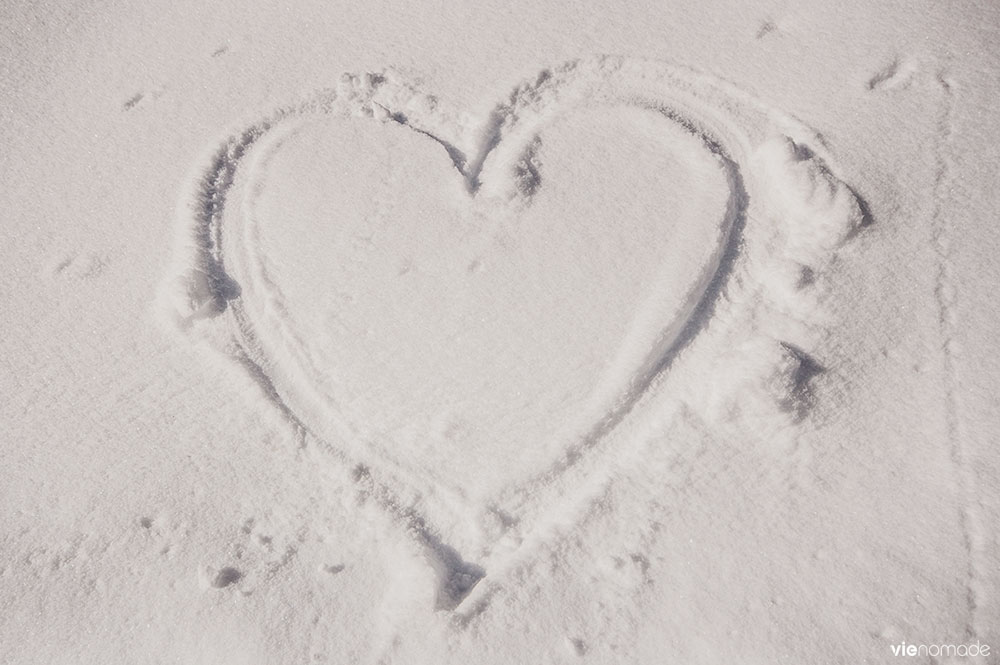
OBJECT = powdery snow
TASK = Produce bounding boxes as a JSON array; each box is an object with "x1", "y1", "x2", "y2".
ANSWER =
[{"x1": 1, "y1": 2, "x2": 998, "y2": 664}]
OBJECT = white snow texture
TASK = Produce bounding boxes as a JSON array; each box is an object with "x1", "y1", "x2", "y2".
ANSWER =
[{"x1": 1, "y1": 2, "x2": 998, "y2": 664}]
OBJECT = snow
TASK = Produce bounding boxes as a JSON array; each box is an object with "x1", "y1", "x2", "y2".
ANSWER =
[{"x1": 1, "y1": 1, "x2": 998, "y2": 663}]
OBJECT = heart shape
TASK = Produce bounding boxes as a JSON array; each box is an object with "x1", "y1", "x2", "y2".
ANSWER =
[
  {"x1": 235, "y1": 104, "x2": 732, "y2": 498},
  {"x1": 161, "y1": 57, "x2": 864, "y2": 613}
]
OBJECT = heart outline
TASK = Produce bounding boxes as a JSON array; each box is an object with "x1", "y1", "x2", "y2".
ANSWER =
[{"x1": 158, "y1": 56, "x2": 866, "y2": 616}]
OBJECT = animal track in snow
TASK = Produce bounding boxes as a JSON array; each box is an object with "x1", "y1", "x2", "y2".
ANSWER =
[
  {"x1": 755, "y1": 20, "x2": 777, "y2": 39},
  {"x1": 203, "y1": 565, "x2": 242, "y2": 588},
  {"x1": 160, "y1": 56, "x2": 865, "y2": 614},
  {"x1": 48, "y1": 252, "x2": 107, "y2": 279},
  {"x1": 122, "y1": 85, "x2": 165, "y2": 111},
  {"x1": 867, "y1": 57, "x2": 919, "y2": 92},
  {"x1": 123, "y1": 92, "x2": 145, "y2": 110}
]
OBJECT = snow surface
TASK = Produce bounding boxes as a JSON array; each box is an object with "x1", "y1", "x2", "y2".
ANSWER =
[{"x1": 1, "y1": 1, "x2": 998, "y2": 663}]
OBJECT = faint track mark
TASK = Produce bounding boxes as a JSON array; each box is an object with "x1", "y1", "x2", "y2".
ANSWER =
[
  {"x1": 931, "y1": 70, "x2": 984, "y2": 643},
  {"x1": 123, "y1": 92, "x2": 145, "y2": 111}
]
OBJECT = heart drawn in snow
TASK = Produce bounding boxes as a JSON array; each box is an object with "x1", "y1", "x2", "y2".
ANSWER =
[
  {"x1": 242, "y1": 106, "x2": 732, "y2": 493},
  {"x1": 161, "y1": 57, "x2": 863, "y2": 613}
]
